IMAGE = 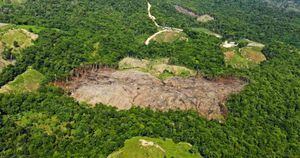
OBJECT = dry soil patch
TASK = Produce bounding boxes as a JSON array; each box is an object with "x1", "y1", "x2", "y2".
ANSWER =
[
  {"x1": 175, "y1": 5, "x2": 214, "y2": 23},
  {"x1": 54, "y1": 68, "x2": 246, "y2": 121}
]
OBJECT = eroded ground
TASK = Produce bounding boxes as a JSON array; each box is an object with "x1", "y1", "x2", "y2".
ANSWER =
[
  {"x1": 174, "y1": 5, "x2": 214, "y2": 23},
  {"x1": 54, "y1": 68, "x2": 246, "y2": 121}
]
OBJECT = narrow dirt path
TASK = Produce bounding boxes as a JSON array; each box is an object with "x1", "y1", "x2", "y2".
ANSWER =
[
  {"x1": 147, "y1": 1, "x2": 160, "y2": 28},
  {"x1": 145, "y1": 1, "x2": 184, "y2": 45},
  {"x1": 145, "y1": 29, "x2": 168, "y2": 45}
]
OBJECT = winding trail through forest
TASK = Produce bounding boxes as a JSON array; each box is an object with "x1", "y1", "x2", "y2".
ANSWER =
[
  {"x1": 145, "y1": 29, "x2": 169, "y2": 45},
  {"x1": 147, "y1": 1, "x2": 160, "y2": 28},
  {"x1": 145, "y1": 1, "x2": 183, "y2": 45}
]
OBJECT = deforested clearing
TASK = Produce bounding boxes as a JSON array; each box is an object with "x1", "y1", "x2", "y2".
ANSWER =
[
  {"x1": 153, "y1": 31, "x2": 188, "y2": 43},
  {"x1": 107, "y1": 137, "x2": 202, "y2": 158},
  {"x1": 119, "y1": 57, "x2": 195, "y2": 79},
  {"x1": 54, "y1": 68, "x2": 246, "y2": 121},
  {"x1": 197, "y1": 14, "x2": 214, "y2": 23},
  {"x1": 0, "y1": 67, "x2": 45, "y2": 93},
  {"x1": 175, "y1": 5, "x2": 214, "y2": 23},
  {"x1": 241, "y1": 47, "x2": 266, "y2": 63},
  {"x1": 221, "y1": 40, "x2": 267, "y2": 69},
  {"x1": 1, "y1": 29, "x2": 38, "y2": 53}
]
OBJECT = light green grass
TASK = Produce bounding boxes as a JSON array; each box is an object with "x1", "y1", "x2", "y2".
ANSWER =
[
  {"x1": 154, "y1": 31, "x2": 187, "y2": 43},
  {"x1": 0, "y1": 24, "x2": 13, "y2": 32},
  {"x1": 240, "y1": 47, "x2": 266, "y2": 63},
  {"x1": 0, "y1": 67, "x2": 45, "y2": 93},
  {"x1": 222, "y1": 40, "x2": 266, "y2": 69},
  {"x1": 1, "y1": 29, "x2": 37, "y2": 54},
  {"x1": 158, "y1": 70, "x2": 175, "y2": 80},
  {"x1": 0, "y1": 26, "x2": 39, "y2": 71},
  {"x1": 108, "y1": 137, "x2": 202, "y2": 158},
  {"x1": 225, "y1": 52, "x2": 251, "y2": 68},
  {"x1": 119, "y1": 57, "x2": 195, "y2": 79}
]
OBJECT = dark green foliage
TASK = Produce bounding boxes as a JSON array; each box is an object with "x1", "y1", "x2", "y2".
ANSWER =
[
  {"x1": 0, "y1": 47, "x2": 299, "y2": 157},
  {"x1": 0, "y1": 0, "x2": 299, "y2": 157},
  {"x1": 2, "y1": 48, "x2": 14, "y2": 60}
]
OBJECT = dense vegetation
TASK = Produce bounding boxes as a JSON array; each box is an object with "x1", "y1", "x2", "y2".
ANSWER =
[{"x1": 0, "y1": 0, "x2": 299, "y2": 157}]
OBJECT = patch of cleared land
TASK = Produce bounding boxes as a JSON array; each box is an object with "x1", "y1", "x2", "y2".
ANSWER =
[
  {"x1": 0, "y1": 58, "x2": 12, "y2": 72},
  {"x1": 197, "y1": 14, "x2": 214, "y2": 23},
  {"x1": 241, "y1": 47, "x2": 266, "y2": 64},
  {"x1": 108, "y1": 137, "x2": 202, "y2": 158},
  {"x1": 54, "y1": 67, "x2": 246, "y2": 121},
  {"x1": 0, "y1": 68, "x2": 45, "y2": 93},
  {"x1": 119, "y1": 57, "x2": 195, "y2": 79},
  {"x1": 221, "y1": 39, "x2": 266, "y2": 69},
  {"x1": 145, "y1": 29, "x2": 187, "y2": 45},
  {"x1": 153, "y1": 30, "x2": 188, "y2": 43},
  {"x1": 0, "y1": 27, "x2": 38, "y2": 71},
  {"x1": 175, "y1": 5, "x2": 214, "y2": 23},
  {"x1": 1, "y1": 29, "x2": 38, "y2": 54}
]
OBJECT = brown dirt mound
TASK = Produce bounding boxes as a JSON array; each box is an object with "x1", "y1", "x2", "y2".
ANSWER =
[{"x1": 54, "y1": 68, "x2": 246, "y2": 121}]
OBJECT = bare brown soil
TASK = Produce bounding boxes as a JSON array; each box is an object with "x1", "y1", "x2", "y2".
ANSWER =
[
  {"x1": 174, "y1": 5, "x2": 214, "y2": 23},
  {"x1": 224, "y1": 50, "x2": 235, "y2": 58},
  {"x1": 175, "y1": 5, "x2": 199, "y2": 18},
  {"x1": 54, "y1": 68, "x2": 246, "y2": 121}
]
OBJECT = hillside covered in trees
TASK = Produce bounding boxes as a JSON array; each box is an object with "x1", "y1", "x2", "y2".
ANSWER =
[{"x1": 0, "y1": 0, "x2": 299, "y2": 157}]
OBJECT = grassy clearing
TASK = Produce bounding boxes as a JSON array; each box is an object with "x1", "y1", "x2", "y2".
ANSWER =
[
  {"x1": 0, "y1": 24, "x2": 13, "y2": 32},
  {"x1": 197, "y1": 14, "x2": 214, "y2": 23},
  {"x1": 0, "y1": 60, "x2": 8, "y2": 72},
  {"x1": 1, "y1": 28, "x2": 38, "y2": 54},
  {"x1": 241, "y1": 47, "x2": 266, "y2": 63},
  {"x1": 0, "y1": 25, "x2": 39, "y2": 71},
  {"x1": 153, "y1": 31, "x2": 188, "y2": 43},
  {"x1": 119, "y1": 57, "x2": 195, "y2": 79},
  {"x1": 224, "y1": 51, "x2": 251, "y2": 68},
  {"x1": 221, "y1": 39, "x2": 266, "y2": 69},
  {"x1": 0, "y1": 67, "x2": 45, "y2": 93},
  {"x1": 108, "y1": 137, "x2": 201, "y2": 158}
]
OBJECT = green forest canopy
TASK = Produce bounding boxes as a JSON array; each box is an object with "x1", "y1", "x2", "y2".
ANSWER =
[{"x1": 0, "y1": 0, "x2": 299, "y2": 157}]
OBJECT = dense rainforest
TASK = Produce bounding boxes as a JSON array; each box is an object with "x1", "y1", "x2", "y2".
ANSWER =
[{"x1": 0, "y1": 0, "x2": 299, "y2": 157}]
